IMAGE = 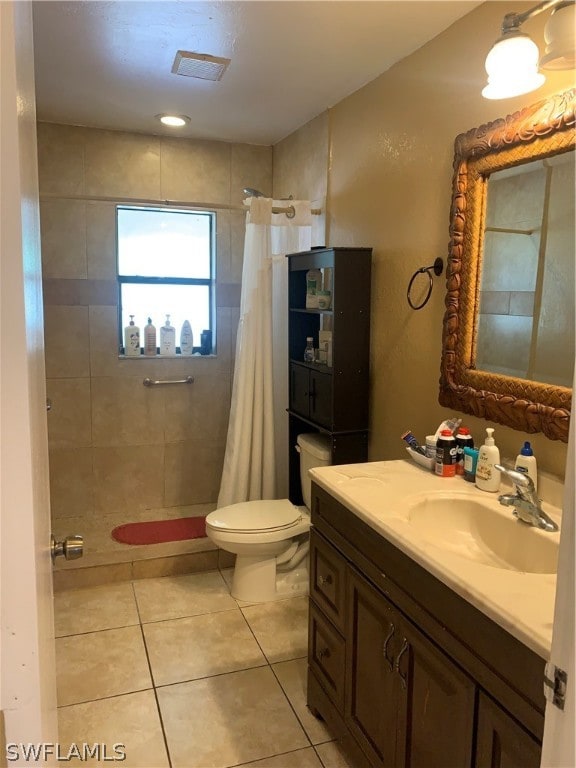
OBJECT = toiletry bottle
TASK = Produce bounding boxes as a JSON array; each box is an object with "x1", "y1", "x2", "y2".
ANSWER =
[
  {"x1": 144, "y1": 317, "x2": 156, "y2": 356},
  {"x1": 515, "y1": 441, "x2": 537, "y2": 490},
  {"x1": 124, "y1": 315, "x2": 140, "y2": 356},
  {"x1": 475, "y1": 428, "x2": 501, "y2": 492},
  {"x1": 180, "y1": 320, "x2": 194, "y2": 355},
  {"x1": 435, "y1": 429, "x2": 457, "y2": 477},
  {"x1": 304, "y1": 337, "x2": 315, "y2": 362},
  {"x1": 159, "y1": 315, "x2": 176, "y2": 356},
  {"x1": 200, "y1": 329, "x2": 212, "y2": 355},
  {"x1": 463, "y1": 446, "x2": 479, "y2": 483},
  {"x1": 455, "y1": 427, "x2": 474, "y2": 476}
]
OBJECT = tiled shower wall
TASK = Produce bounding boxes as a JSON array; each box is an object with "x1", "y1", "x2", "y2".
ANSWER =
[{"x1": 38, "y1": 123, "x2": 272, "y2": 526}]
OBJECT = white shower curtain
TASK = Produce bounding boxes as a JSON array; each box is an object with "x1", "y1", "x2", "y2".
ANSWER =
[{"x1": 217, "y1": 197, "x2": 312, "y2": 508}]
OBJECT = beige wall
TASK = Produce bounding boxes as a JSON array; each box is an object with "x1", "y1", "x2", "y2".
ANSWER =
[
  {"x1": 38, "y1": 123, "x2": 272, "y2": 523},
  {"x1": 273, "y1": 2, "x2": 573, "y2": 477}
]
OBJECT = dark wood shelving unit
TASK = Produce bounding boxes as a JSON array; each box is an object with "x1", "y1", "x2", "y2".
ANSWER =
[{"x1": 287, "y1": 246, "x2": 372, "y2": 504}]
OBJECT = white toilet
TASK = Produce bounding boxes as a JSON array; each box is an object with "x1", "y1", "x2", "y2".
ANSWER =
[{"x1": 206, "y1": 433, "x2": 332, "y2": 602}]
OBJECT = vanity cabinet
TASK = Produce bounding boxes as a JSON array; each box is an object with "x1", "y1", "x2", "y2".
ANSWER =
[
  {"x1": 287, "y1": 247, "x2": 372, "y2": 504},
  {"x1": 308, "y1": 483, "x2": 546, "y2": 768}
]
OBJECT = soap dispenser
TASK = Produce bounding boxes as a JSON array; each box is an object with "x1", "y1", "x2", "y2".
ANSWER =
[
  {"x1": 160, "y1": 314, "x2": 176, "y2": 356},
  {"x1": 475, "y1": 428, "x2": 501, "y2": 492}
]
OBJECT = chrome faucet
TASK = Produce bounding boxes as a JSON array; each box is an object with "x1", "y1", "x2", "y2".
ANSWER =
[{"x1": 495, "y1": 464, "x2": 559, "y2": 532}]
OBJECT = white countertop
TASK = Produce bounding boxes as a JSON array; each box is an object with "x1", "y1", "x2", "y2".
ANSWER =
[{"x1": 309, "y1": 459, "x2": 562, "y2": 659}]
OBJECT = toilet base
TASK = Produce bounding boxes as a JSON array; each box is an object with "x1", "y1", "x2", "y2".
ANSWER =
[{"x1": 230, "y1": 554, "x2": 309, "y2": 603}]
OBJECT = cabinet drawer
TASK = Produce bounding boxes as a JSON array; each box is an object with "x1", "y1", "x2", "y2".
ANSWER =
[
  {"x1": 310, "y1": 529, "x2": 347, "y2": 632},
  {"x1": 309, "y1": 601, "x2": 346, "y2": 710}
]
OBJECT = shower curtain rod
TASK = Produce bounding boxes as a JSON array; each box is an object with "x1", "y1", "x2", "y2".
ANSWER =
[{"x1": 39, "y1": 192, "x2": 322, "y2": 216}]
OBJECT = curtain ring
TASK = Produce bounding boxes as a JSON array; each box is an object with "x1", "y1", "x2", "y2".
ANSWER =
[
  {"x1": 285, "y1": 205, "x2": 296, "y2": 219},
  {"x1": 407, "y1": 257, "x2": 443, "y2": 310}
]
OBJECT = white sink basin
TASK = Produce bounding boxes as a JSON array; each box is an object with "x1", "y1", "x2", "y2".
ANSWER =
[{"x1": 404, "y1": 493, "x2": 559, "y2": 574}]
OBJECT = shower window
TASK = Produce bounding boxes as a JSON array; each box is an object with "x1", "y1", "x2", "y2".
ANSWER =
[{"x1": 116, "y1": 206, "x2": 215, "y2": 354}]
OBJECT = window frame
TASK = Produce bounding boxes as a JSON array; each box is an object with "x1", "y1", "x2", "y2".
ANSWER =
[{"x1": 116, "y1": 205, "x2": 216, "y2": 355}]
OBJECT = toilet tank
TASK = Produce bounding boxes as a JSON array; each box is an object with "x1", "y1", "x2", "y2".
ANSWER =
[{"x1": 296, "y1": 433, "x2": 332, "y2": 510}]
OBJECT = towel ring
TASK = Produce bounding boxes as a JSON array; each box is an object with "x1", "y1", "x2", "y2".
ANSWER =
[{"x1": 407, "y1": 257, "x2": 444, "y2": 310}]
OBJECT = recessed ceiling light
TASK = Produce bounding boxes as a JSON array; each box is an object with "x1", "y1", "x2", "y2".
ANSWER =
[{"x1": 156, "y1": 114, "x2": 191, "y2": 127}]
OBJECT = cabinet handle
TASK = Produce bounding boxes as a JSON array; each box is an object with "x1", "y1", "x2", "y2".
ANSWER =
[
  {"x1": 319, "y1": 574, "x2": 333, "y2": 586},
  {"x1": 318, "y1": 647, "x2": 331, "y2": 660},
  {"x1": 394, "y1": 638, "x2": 409, "y2": 689},
  {"x1": 382, "y1": 623, "x2": 395, "y2": 671}
]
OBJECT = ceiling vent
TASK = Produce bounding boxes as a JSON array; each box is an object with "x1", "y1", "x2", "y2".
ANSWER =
[{"x1": 171, "y1": 51, "x2": 231, "y2": 81}]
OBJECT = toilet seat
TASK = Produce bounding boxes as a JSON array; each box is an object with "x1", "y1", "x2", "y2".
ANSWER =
[{"x1": 206, "y1": 499, "x2": 302, "y2": 534}]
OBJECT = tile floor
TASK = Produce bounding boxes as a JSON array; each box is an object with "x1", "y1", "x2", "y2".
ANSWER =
[{"x1": 55, "y1": 569, "x2": 351, "y2": 768}]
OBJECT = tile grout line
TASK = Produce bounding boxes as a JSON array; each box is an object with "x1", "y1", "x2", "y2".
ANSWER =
[{"x1": 131, "y1": 580, "x2": 174, "y2": 768}]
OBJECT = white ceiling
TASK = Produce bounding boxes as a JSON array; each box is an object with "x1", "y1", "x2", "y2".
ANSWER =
[{"x1": 32, "y1": 1, "x2": 481, "y2": 146}]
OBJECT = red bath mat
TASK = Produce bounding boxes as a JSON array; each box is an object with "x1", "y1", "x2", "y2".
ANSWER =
[{"x1": 111, "y1": 516, "x2": 207, "y2": 546}]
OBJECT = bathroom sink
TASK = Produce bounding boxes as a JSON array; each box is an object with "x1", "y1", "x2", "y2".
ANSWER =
[{"x1": 403, "y1": 493, "x2": 559, "y2": 574}]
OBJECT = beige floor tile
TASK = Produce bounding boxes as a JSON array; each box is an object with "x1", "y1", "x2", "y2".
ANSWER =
[
  {"x1": 157, "y1": 666, "x2": 309, "y2": 768},
  {"x1": 56, "y1": 626, "x2": 152, "y2": 706},
  {"x1": 242, "y1": 597, "x2": 309, "y2": 663},
  {"x1": 314, "y1": 741, "x2": 352, "y2": 768},
  {"x1": 241, "y1": 747, "x2": 324, "y2": 767},
  {"x1": 272, "y1": 658, "x2": 332, "y2": 745},
  {"x1": 58, "y1": 690, "x2": 169, "y2": 767},
  {"x1": 55, "y1": 582, "x2": 139, "y2": 637},
  {"x1": 143, "y1": 609, "x2": 266, "y2": 686},
  {"x1": 134, "y1": 570, "x2": 237, "y2": 623}
]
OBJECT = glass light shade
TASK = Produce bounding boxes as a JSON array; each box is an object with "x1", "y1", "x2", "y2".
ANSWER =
[
  {"x1": 540, "y1": 3, "x2": 576, "y2": 70},
  {"x1": 482, "y1": 34, "x2": 546, "y2": 99},
  {"x1": 156, "y1": 114, "x2": 191, "y2": 127}
]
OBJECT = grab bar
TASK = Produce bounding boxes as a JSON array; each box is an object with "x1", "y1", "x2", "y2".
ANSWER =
[{"x1": 143, "y1": 376, "x2": 194, "y2": 387}]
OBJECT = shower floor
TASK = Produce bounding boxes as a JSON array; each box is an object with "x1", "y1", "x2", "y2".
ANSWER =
[{"x1": 52, "y1": 503, "x2": 217, "y2": 572}]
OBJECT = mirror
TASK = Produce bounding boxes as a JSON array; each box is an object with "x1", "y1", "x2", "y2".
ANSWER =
[{"x1": 439, "y1": 89, "x2": 574, "y2": 443}]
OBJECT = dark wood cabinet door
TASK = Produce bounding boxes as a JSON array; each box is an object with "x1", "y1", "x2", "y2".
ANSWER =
[
  {"x1": 309, "y1": 601, "x2": 346, "y2": 710},
  {"x1": 396, "y1": 621, "x2": 476, "y2": 768},
  {"x1": 309, "y1": 368, "x2": 333, "y2": 428},
  {"x1": 345, "y1": 570, "x2": 400, "y2": 768},
  {"x1": 475, "y1": 692, "x2": 541, "y2": 768},
  {"x1": 290, "y1": 363, "x2": 310, "y2": 419}
]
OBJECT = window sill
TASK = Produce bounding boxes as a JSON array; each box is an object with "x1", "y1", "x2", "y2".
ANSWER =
[{"x1": 118, "y1": 353, "x2": 216, "y2": 360}]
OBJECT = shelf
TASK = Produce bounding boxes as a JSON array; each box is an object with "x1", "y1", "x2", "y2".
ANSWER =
[
  {"x1": 287, "y1": 410, "x2": 369, "y2": 436},
  {"x1": 290, "y1": 359, "x2": 333, "y2": 372},
  {"x1": 289, "y1": 307, "x2": 333, "y2": 315}
]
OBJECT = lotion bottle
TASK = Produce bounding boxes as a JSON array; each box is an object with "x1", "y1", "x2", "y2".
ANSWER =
[
  {"x1": 475, "y1": 428, "x2": 501, "y2": 492},
  {"x1": 124, "y1": 315, "x2": 140, "y2": 356},
  {"x1": 180, "y1": 320, "x2": 194, "y2": 355},
  {"x1": 159, "y1": 314, "x2": 176, "y2": 356},
  {"x1": 144, "y1": 317, "x2": 156, "y2": 356},
  {"x1": 515, "y1": 441, "x2": 537, "y2": 491}
]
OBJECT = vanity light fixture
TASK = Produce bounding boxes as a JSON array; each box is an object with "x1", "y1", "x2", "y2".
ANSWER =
[
  {"x1": 155, "y1": 114, "x2": 191, "y2": 127},
  {"x1": 482, "y1": 0, "x2": 575, "y2": 99}
]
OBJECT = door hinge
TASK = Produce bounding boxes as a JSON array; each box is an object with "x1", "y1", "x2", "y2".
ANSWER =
[{"x1": 544, "y1": 662, "x2": 567, "y2": 710}]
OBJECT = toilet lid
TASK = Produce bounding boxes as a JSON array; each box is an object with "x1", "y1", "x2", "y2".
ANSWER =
[{"x1": 206, "y1": 499, "x2": 301, "y2": 533}]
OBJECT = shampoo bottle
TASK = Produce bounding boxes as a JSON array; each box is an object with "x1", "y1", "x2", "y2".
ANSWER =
[
  {"x1": 475, "y1": 428, "x2": 501, "y2": 492},
  {"x1": 144, "y1": 317, "x2": 156, "y2": 356},
  {"x1": 124, "y1": 315, "x2": 140, "y2": 356},
  {"x1": 160, "y1": 314, "x2": 176, "y2": 356},
  {"x1": 515, "y1": 441, "x2": 537, "y2": 490},
  {"x1": 180, "y1": 320, "x2": 194, "y2": 355}
]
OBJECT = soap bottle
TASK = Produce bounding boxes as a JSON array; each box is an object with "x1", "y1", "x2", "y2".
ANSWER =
[
  {"x1": 124, "y1": 315, "x2": 140, "y2": 356},
  {"x1": 180, "y1": 320, "x2": 194, "y2": 355},
  {"x1": 475, "y1": 428, "x2": 501, "y2": 492},
  {"x1": 144, "y1": 317, "x2": 156, "y2": 356},
  {"x1": 515, "y1": 441, "x2": 538, "y2": 491},
  {"x1": 160, "y1": 314, "x2": 176, "y2": 356}
]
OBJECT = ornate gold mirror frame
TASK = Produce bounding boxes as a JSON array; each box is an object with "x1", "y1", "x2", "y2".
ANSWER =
[{"x1": 439, "y1": 89, "x2": 575, "y2": 443}]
